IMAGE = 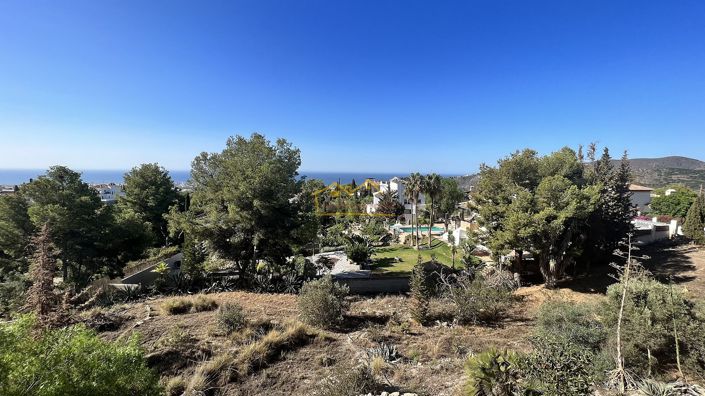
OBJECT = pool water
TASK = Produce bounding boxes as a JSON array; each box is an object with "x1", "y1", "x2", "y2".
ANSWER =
[{"x1": 397, "y1": 226, "x2": 444, "y2": 233}]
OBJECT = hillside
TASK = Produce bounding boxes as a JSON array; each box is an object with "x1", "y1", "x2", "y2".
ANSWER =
[
  {"x1": 624, "y1": 156, "x2": 705, "y2": 190},
  {"x1": 454, "y1": 156, "x2": 705, "y2": 191}
]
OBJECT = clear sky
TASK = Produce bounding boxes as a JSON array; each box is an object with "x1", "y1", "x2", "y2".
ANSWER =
[{"x1": 1, "y1": 1, "x2": 704, "y2": 174}]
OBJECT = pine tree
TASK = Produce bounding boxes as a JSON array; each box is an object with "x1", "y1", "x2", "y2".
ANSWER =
[
  {"x1": 409, "y1": 255, "x2": 430, "y2": 324},
  {"x1": 25, "y1": 224, "x2": 58, "y2": 325},
  {"x1": 683, "y1": 192, "x2": 705, "y2": 244}
]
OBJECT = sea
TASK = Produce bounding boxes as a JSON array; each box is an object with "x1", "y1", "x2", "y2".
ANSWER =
[{"x1": 0, "y1": 169, "x2": 457, "y2": 186}]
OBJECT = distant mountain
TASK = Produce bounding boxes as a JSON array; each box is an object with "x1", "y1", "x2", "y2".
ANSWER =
[
  {"x1": 620, "y1": 156, "x2": 705, "y2": 190},
  {"x1": 453, "y1": 156, "x2": 705, "y2": 192}
]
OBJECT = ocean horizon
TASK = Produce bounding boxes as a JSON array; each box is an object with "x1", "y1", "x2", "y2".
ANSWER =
[{"x1": 0, "y1": 169, "x2": 462, "y2": 186}]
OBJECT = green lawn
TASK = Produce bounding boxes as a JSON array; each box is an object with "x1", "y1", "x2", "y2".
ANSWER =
[{"x1": 370, "y1": 239, "x2": 462, "y2": 275}]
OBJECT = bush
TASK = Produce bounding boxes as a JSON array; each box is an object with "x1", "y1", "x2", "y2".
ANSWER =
[
  {"x1": 160, "y1": 297, "x2": 193, "y2": 315},
  {"x1": 601, "y1": 272, "x2": 691, "y2": 375},
  {"x1": 216, "y1": 302, "x2": 247, "y2": 334},
  {"x1": 464, "y1": 349, "x2": 524, "y2": 396},
  {"x1": 315, "y1": 364, "x2": 381, "y2": 396},
  {"x1": 191, "y1": 295, "x2": 218, "y2": 312},
  {"x1": 0, "y1": 315, "x2": 161, "y2": 396},
  {"x1": 345, "y1": 236, "x2": 372, "y2": 265},
  {"x1": 535, "y1": 300, "x2": 606, "y2": 351},
  {"x1": 298, "y1": 275, "x2": 349, "y2": 328},
  {"x1": 409, "y1": 256, "x2": 430, "y2": 324},
  {"x1": 446, "y1": 275, "x2": 514, "y2": 324},
  {"x1": 522, "y1": 336, "x2": 596, "y2": 396}
]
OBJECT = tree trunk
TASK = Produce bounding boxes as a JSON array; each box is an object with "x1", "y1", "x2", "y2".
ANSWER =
[
  {"x1": 513, "y1": 249, "x2": 523, "y2": 287},
  {"x1": 428, "y1": 197, "x2": 433, "y2": 248}
]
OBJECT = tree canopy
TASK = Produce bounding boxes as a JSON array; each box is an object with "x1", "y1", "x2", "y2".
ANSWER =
[
  {"x1": 120, "y1": 163, "x2": 179, "y2": 245},
  {"x1": 650, "y1": 185, "x2": 698, "y2": 218},
  {"x1": 167, "y1": 133, "x2": 316, "y2": 281},
  {"x1": 683, "y1": 192, "x2": 705, "y2": 244},
  {"x1": 1, "y1": 166, "x2": 151, "y2": 286},
  {"x1": 474, "y1": 146, "x2": 633, "y2": 287}
]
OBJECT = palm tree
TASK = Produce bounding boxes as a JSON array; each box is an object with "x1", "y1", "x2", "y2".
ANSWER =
[
  {"x1": 405, "y1": 173, "x2": 423, "y2": 250},
  {"x1": 424, "y1": 173, "x2": 442, "y2": 248}
]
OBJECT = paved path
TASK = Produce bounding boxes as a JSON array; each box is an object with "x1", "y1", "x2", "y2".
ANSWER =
[{"x1": 311, "y1": 251, "x2": 371, "y2": 278}]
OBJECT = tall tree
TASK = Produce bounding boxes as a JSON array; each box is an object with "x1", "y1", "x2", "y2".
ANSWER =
[
  {"x1": 121, "y1": 163, "x2": 178, "y2": 245},
  {"x1": 0, "y1": 193, "x2": 33, "y2": 279},
  {"x1": 438, "y1": 178, "x2": 465, "y2": 232},
  {"x1": 423, "y1": 173, "x2": 442, "y2": 248},
  {"x1": 167, "y1": 133, "x2": 310, "y2": 282},
  {"x1": 25, "y1": 224, "x2": 57, "y2": 324},
  {"x1": 475, "y1": 148, "x2": 602, "y2": 287},
  {"x1": 21, "y1": 166, "x2": 150, "y2": 285},
  {"x1": 375, "y1": 189, "x2": 404, "y2": 222},
  {"x1": 405, "y1": 173, "x2": 423, "y2": 250},
  {"x1": 683, "y1": 192, "x2": 705, "y2": 244},
  {"x1": 581, "y1": 148, "x2": 635, "y2": 268}
]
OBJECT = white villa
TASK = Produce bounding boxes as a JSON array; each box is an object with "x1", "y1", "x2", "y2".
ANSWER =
[
  {"x1": 365, "y1": 176, "x2": 425, "y2": 224},
  {"x1": 628, "y1": 183, "x2": 653, "y2": 215},
  {"x1": 93, "y1": 183, "x2": 125, "y2": 204}
]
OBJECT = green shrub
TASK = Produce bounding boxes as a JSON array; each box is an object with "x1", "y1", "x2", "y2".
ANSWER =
[
  {"x1": 535, "y1": 300, "x2": 606, "y2": 351},
  {"x1": 464, "y1": 349, "x2": 525, "y2": 396},
  {"x1": 191, "y1": 295, "x2": 218, "y2": 312},
  {"x1": 298, "y1": 275, "x2": 349, "y2": 329},
  {"x1": 447, "y1": 275, "x2": 514, "y2": 324},
  {"x1": 345, "y1": 237, "x2": 372, "y2": 265},
  {"x1": 161, "y1": 297, "x2": 193, "y2": 315},
  {"x1": 522, "y1": 336, "x2": 596, "y2": 396},
  {"x1": 216, "y1": 302, "x2": 247, "y2": 334},
  {"x1": 0, "y1": 315, "x2": 160, "y2": 396},
  {"x1": 409, "y1": 256, "x2": 430, "y2": 324},
  {"x1": 601, "y1": 273, "x2": 691, "y2": 375}
]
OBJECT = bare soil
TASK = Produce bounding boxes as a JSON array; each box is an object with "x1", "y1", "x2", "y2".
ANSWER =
[{"x1": 89, "y1": 243, "x2": 705, "y2": 395}]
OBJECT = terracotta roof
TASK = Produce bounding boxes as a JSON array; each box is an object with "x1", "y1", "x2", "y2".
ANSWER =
[{"x1": 628, "y1": 184, "x2": 653, "y2": 191}]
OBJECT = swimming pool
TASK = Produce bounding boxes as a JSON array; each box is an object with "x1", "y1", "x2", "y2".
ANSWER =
[{"x1": 396, "y1": 226, "x2": 444, "y2": 233}]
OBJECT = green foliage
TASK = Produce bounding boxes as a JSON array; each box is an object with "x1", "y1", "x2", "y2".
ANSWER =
[
  {"x1": 535, "y1": 300, "x2": 606, "y2": 351},
  {"x1": 683, "y1": 193, "x2": 705, "y2": 244},
  {"x1": 464, "y1": 349, "x2": 524, "y2": 396},
  {"x1": 522, "y1": 336, "x2": 595, "y2": 396},
  {"x1": 181, "y1": 231, "x2": 206, "y2": 277},
  {"x1": 13, "y1": 166, "x2": 151, "y2": 286},
  {"x1": 216, "y1": 302, "x2": 247, "y2": 334},
  {"x1": 475, "y1": 146, "x2": 632, "y2": 286},
  {"x1": 439, "y1": 177, "x2": 466, "y2": 229},
  {"x1": 650, "y1": 185, "x2": 698, "y2": 218},
  {"x1": 0, "y1": 315, "x2": 160, "y2": 396},
  {"x1": 0, "y1": 193, "x2": 33, "y2": 279},
  {"x1": 409, "y1": 255, "x2": 430, "y2": 324},
  {"x1": 0, "y1": 276, "x2": 25, "y2": 317},
  {"x1": 345, "y1": 235, "x2": 372, "y2": 265},
  {"x1": 298, "y1": 275, "x2": 349, "y2": 328},
  {"x1": 120, "y1": 163, "x2": 178, "y2": 245},
  {"x1": 602, "y1": 272, "x2": 691, "y2": 375},
  {"x1": 166, "y1": 133, "x2": 312, "y2": 282},
  {"x1": 375, "y1": 190, "x2": 404, "y2": 221},
  {"x1": 446, "y1": 274, "x2": 514, "y2": 324}
]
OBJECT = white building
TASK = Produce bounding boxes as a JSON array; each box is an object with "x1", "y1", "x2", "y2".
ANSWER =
[
  {"x1": 366, "y1": 176, "x2": 425, "y2": 224},
  {"x1": 628, "y1": 184, "x2": 653, "y2": 215},
  {"x1": 93, "y1": 183, "x2": 125, "y2": 204}
]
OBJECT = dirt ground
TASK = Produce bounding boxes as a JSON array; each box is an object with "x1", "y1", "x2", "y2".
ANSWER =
[{"x1": 89, "y1": 243, "x2": 705, "y2": 396}]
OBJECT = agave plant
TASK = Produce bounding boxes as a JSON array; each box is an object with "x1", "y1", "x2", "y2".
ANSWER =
[
  {"x1": 637, "y1": 380, "x2": 705, "y2": 396},
  {"x1": 366, "y1": 342, "x2": 400, "y2": 363}
]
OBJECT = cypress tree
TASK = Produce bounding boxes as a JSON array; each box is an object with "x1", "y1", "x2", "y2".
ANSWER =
[
  {"x1": 25, "y1": 224, "x2": 58, "y2": 326},
  {"x1": 683, "y1": 193, "x2": 705, "y2": 244},
  {"x1": 409, "y1": 255, "x2": 430, "y2": 324}
]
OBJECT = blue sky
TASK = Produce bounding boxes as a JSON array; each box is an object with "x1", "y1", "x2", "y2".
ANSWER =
[{"x1": 1, "y1": 0, "x2": 704, "y2": 174}]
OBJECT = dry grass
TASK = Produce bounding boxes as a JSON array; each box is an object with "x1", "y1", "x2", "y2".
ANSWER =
[
  {"x1": 192, "y1": 295, "x2": 218, "y2": 312},
  {"x1": 160, "y1": 297, "x2": 193, "y2": 315},
  {"x1": 185, "y1": 321, "x2": 318, "y2": 393}
]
